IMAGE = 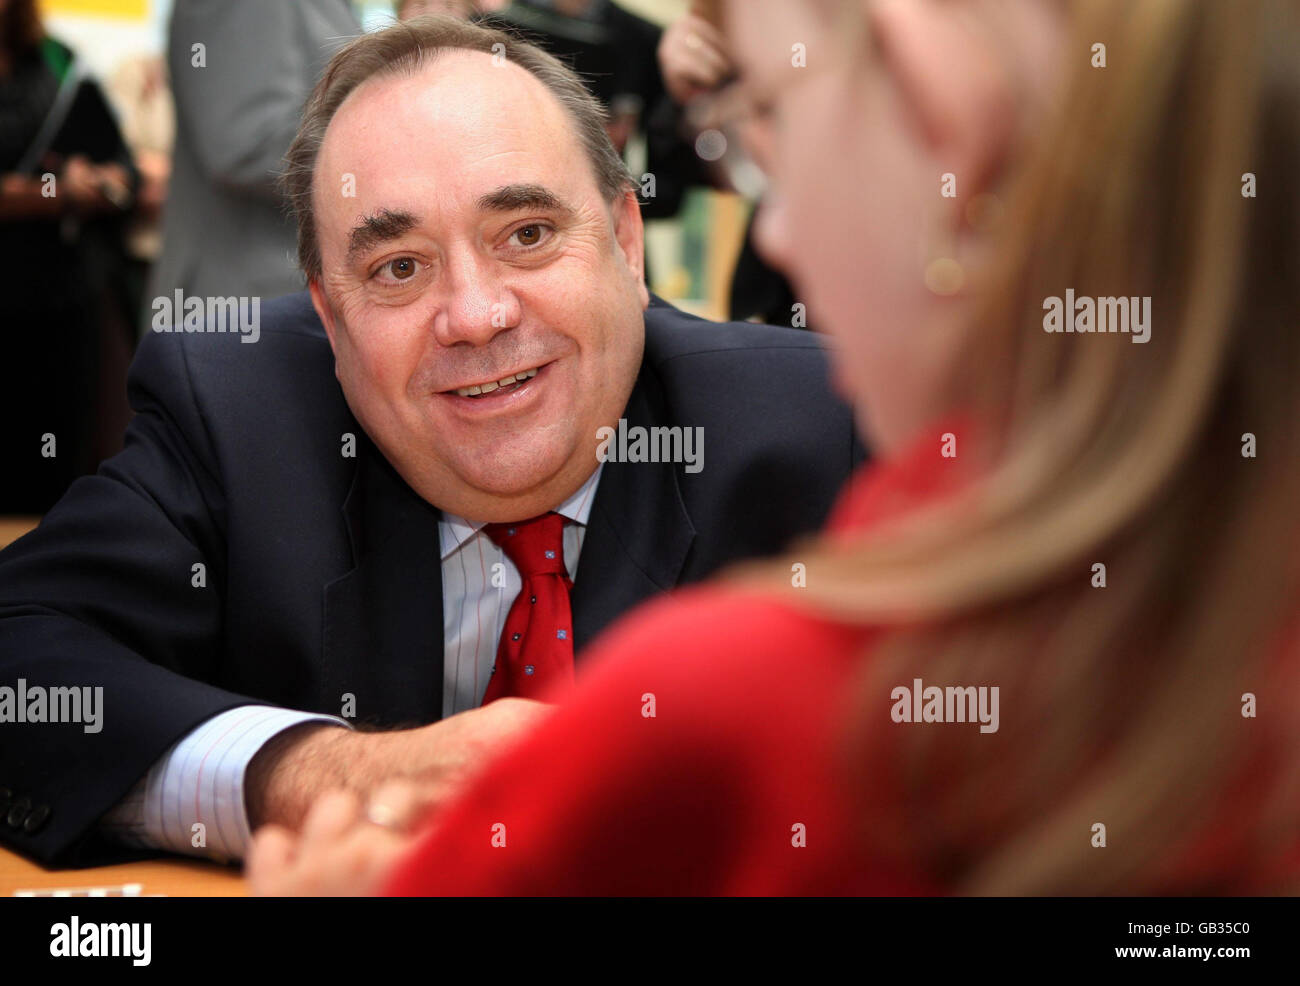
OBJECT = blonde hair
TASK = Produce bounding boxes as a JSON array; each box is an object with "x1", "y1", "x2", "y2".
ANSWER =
[{"x1": 735, "y1": 0, "x2": 1300, "y2": 893}]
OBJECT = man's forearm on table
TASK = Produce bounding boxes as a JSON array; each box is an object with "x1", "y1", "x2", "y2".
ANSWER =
[{"x1": 98, "y1": 706, "x2": 351, "y2": 861}]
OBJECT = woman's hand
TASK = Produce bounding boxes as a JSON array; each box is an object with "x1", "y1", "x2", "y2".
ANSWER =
[
  {"x1": 246, "y1": 779, "x2": 438, "y2": 896},
  {"x1": 658, "y1": 12, "x2": 733, "y2": 106}
]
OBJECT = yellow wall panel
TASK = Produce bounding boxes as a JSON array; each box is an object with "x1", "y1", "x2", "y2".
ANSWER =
[{"x1": 39, "y1": 0, "x2": 149, "y2": 21}]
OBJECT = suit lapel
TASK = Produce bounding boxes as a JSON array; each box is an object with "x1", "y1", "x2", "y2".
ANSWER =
[
  {"x1": 570, "y1": 362, "x2": 696, "y2": 654},
  {"x1": 322, "y1": 434, "x2": 445, "y2": 726},
  {"x1": 320, "y1": 354, "x2": 695, "y2": 714}
]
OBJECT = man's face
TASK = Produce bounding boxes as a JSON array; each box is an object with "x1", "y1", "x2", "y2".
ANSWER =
[{"x1": 310, "y1": 51, "x2": 648, "y2": 522}]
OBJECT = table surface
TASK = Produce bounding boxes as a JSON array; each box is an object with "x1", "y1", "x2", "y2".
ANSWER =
[
  {"x1": 1, "y1": 517, "x2": 249, "y2": 895},
  {"x1": 2, "y1": 847, "x2": 247, "y2": 897},
  {"x1": 0, "y1": 517, "x2": 39, "y2": 550}
]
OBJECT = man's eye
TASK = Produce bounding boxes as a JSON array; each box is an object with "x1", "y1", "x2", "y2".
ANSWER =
[
  {"x1": 510, "y1": 224, "x2": 550, "y2": 248},
  {"x1": 382, "y1": 257, "x2": 417, "y2": 280}
]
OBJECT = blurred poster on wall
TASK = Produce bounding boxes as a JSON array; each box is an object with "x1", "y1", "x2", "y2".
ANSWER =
[{"x1": 39, "y1": 0, "x2": 149, "y2": 18}]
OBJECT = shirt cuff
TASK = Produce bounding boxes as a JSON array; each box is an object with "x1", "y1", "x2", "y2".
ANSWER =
[{"x1": 99, "y1": 705, "x2": 351, "y2": 862}]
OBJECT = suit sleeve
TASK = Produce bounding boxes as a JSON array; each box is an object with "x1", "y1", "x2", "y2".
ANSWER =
[
  {"x1": 167, "y1": 0, "x2": 318, "y2": 201},
  {"x1": 0, "y1": 332, "x2": 270, "y2": 866},
  {"x1": 99, "y1": 706, "x2": 350, "y2": 861}
]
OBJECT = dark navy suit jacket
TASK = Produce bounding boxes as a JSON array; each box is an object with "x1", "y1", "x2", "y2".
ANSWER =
[{"x1": 0, "y1": 293, "x2": 863, "y2": 865}]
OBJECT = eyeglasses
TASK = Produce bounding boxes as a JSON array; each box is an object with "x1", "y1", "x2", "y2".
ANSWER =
[
  {"x1": 684, "y1": 77, "x2": 775, "y2": 201},
  {"x1": 682, "y1": 47, "x2": 849, "y2": 202}
]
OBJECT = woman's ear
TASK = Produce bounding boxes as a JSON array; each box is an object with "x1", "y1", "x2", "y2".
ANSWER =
[{"x1": 868, "y1": 0, "x2": 1016, "y2": 206}]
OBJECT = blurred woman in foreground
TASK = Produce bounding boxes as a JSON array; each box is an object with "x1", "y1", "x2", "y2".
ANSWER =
[{"x1": 249, "y1": 0, "x2": 1300, "y2": 894}]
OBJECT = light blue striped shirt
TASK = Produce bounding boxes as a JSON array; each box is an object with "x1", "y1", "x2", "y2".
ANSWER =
[{"x1": 99, "y1": 465, "x2": 603, "y2": 860}]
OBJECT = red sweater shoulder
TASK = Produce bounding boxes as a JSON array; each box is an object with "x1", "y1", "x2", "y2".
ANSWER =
[
  {"x1": 385, "y1": 437, "x2": 963, "y2": 895},
  {"x1": 384, "y1": 587, "x2": 922, "y2": 895}
]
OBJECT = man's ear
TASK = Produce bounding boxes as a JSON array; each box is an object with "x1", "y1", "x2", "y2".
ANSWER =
[
  {"x1": 870, "y1": 0, "x2": 1015, "y2": 203},
  {"x1": 309, "y1": 278, "x2": 348, "y2": 382},
  {"x1": 309, "y1": 278, "x2": 339, "y2": 351},
  {"x1": 610, "y1": 188, "x2": 650, "y2": 309}
]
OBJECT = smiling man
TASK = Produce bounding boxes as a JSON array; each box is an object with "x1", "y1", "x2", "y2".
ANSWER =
[
  {"x1": 0, "y1": 16, "x2": 861, "y2": 868},
  {"x1": 302, "y1": 42, "x2": 648, "y2": 525}
]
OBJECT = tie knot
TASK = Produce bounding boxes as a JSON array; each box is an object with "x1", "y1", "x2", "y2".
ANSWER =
[{"x1": 484, "y1": 512, "x2": 568, "y2": 578}]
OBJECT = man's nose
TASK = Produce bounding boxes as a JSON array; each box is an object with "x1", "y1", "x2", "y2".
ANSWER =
[{"x1": 432, "y1": 253, "x2": 522, "y2": 348}]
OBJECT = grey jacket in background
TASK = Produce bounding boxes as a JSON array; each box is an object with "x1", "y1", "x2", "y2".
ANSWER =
[{"x1": 146, "y1": 0, "x2": 360, "y2": 319}]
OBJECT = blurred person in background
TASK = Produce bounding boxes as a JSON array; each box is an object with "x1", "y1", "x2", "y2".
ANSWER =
[
  {"x1": 475, "y1": 0, "x2": 703, "y2": 231},
  {"x1": 146, "y1": 0, "x2": 359, "y2": 315},
  {"x1": 398, "y1": 0, "x2": 501, "y2": 19},
  {"x1": 249, "y1": 0, "x2": 1299, "y2": 895},
  {"x1": 95, "y1": 53, "x2": 174, "y2": 464},
  {"x1": 0, "y1": 0, "x2": 137, "y2": 512},
  {"x1": 475, "y1": 0, "x2": 657, "y2": 155},
  {"x1": 658, "y1": 0, "x2": 807, "y2": 328},
  {"x1": 105, "y1": 53, "x2": 173, "y2": 321}
]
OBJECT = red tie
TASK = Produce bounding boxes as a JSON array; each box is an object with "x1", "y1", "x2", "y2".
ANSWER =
[{"x1": 481, "y1": 512, "x2": 576, "y2": 703}]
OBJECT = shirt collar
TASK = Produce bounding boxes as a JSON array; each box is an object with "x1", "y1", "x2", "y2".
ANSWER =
[{"x1": 438, "y1": 462, "x2": 605, "y2": 560}]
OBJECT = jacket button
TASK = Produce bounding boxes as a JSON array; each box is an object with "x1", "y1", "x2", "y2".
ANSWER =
[
  {"x1": 23, "y1": 804, "x2": 51, "y2": 834},
  {"x1": 7, "y1": 797, "x2": 31, "y2": 829}
]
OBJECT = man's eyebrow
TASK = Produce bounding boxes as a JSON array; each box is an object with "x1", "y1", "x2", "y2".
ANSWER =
[
  {"x1": 475, "y1": 183, "x2": 573, "y2": 216},
  {"x1": 346, "y1": 208, "x2": 420, "y2": 263}
]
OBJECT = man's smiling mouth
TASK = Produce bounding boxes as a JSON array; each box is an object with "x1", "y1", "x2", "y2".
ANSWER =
[{"x1": 447, "y1": 365, "x2": 541, "y2": 398}]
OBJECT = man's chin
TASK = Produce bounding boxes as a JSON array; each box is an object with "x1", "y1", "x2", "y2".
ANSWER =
[{"x1": 433, "y1": 457, "x2": 582, "y2": 521}]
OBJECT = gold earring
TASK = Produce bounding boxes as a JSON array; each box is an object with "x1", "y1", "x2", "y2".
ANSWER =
[
  {"x1": 922, "y1": 202, "x2": 963, "y2": 296},
  {"x1": 924, "y1": 256, "x2": 965, "y2": 296},
  {"x1": 920, "y1": 191, "x2": 1002, "y2": 297}
]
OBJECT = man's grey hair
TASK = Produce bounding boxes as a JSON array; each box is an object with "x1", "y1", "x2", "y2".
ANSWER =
[{"x1": 281, "y1": 13, "x2": 636, "y2": 281}]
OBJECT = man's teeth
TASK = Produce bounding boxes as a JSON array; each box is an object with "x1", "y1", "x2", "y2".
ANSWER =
[{"x1": 455, "y1": 366, "x2": 539, "y2": 397}]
